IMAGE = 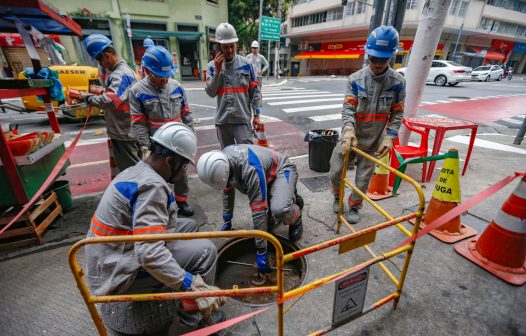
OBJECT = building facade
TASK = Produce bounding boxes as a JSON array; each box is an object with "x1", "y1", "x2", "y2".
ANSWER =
[
  {"x1": 285, "y1": 0, "x2": 526, "y2": 76},
  {"x1": 0, "y1": 0, "x2": 228, "y2": 81}
]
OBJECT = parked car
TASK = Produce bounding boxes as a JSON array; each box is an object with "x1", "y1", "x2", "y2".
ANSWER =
[
  {"x1": 471, "y1": 65, "x2": 504, "y2": 81},
  {"x1": 396, "y1": 60, "x2": 472, "y2": 86}
]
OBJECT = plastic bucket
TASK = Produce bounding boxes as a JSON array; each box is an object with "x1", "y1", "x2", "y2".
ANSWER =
[
  {"x1": 50, "y1": 180, "x2": 73, "y2": 212},
  {"x1": 304, "y1": 130, "x2": 339, "y2": 172}
]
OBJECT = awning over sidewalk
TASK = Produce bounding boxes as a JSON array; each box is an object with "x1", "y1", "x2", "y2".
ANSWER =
[
  {"x1": 465, "y1": 47, "x2": 505, "y2": 61},
  {"x1": 131, "y1": 29, "x2": 202, "y2": 41},
  {"x1": 294, "y1": 50, "x2": 363, "y2": 59}
]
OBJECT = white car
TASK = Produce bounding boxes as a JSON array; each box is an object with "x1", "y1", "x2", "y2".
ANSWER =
[
  {"x1": 471, "y1": 65, "x2": 504, "y2": 81},
  {"x1": 396, "y1": 60, "x2": 472, "y2": 86}
]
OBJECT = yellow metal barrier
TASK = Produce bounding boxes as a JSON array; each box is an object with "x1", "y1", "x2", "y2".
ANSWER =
[
  {"x1": 69, "y1": 148, "x2": 424, "y2": 335},
  {"x1": 68, "y1": 230, "x2": 285, "y2": 336}
]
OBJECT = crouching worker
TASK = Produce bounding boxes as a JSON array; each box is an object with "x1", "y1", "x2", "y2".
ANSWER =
[
  {"x1": 197, "y1": 144, "x2": 304, "y2": 274},
  {"x1": 85, "y1": 122, "x2": 226, "y2": 335}
]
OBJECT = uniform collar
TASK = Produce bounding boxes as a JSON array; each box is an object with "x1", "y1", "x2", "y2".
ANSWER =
[
  {"x1": 111, "y1": 59, "x2": 126, "y2": 72},
  {"x1": 367, "y1": 65, "x2": 390, "y2": 81}
]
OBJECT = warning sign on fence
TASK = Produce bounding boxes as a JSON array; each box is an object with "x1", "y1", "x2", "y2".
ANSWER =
[{"x1": 332, "y1": 267, "x2": 369, "y2": 325}]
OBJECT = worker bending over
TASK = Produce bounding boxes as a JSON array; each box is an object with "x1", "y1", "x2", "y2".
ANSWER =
[
  {"x1": 197, "y1": 144, "x2": 304, "y2": 274},
  {"x1": 85, "y1": 122, "x2": 225, "y2": 335}
]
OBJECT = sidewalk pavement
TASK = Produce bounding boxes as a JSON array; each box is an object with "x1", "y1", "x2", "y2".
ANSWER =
[{"x1": 1, "y1": 132, "x2": 525, "y2": 335}]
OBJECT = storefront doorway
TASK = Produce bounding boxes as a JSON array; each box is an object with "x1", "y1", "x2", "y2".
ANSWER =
[{"x1": 178, "y1": 40, "x2": 199, "y2": 80}]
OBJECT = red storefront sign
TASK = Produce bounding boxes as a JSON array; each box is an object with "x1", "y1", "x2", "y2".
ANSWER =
[
  {"x1": 0, "y1": 33, "x2": 61, "y2": 48},
  {"x1": 321, "y1": 40, "x2": 444, "y2": 53},
  {"x1": 491, "y1": 39, "x2": 514, "y2": 53}
]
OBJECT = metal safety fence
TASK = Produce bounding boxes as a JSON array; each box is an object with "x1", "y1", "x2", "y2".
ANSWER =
[{"x1": 69, "y1": 148, "x2": 425, "y2": 335}]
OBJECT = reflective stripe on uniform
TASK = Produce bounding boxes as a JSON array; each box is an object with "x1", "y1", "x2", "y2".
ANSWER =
[
  {"x1": 131, "y1": 114, "x2": 147, "y2": 123},
  {"x1": 283, "y1": 204, "x2": 300, "y2": 225},
  {"x1": 345, "y1": 96, "x2": 358, "y2": 107},
  {"x1": 250, "y1": 200, "x2": 268, "y2": 212},
  {"x1": 90, "y1": 216, "x2": 132, "y2": 236},
  {"x1": 105, "y1": 91, "x2": 123, "y2": 105},
  {"x1": 218, "y1": 87, "x2": 249, "y2": 95},
  {"x1": 355, "y1": 113, "x2": 390, "y2": 122},
  {"x1": 147, "y1": 116, "x2": 182, "y2": 127},
  {"x1": 133, "y1": 226, "x2": 167, "y2": 234},
  {"x1": 391, "y1": 102, "x2": 405, "y2": 112},
  {"x1": 266, "y1": 150, "x2": 279, "y2": 184},
  {"x1": 174, "y1": 193, "x2": 188, "y2": 202},
  {"x1": 249, "y1": 80, "x2": 259, "y2": 89}
]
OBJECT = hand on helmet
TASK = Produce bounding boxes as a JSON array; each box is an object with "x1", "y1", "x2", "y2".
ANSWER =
[{"x1": 341, "y1": 126, "x2": 358, "y2": 155}]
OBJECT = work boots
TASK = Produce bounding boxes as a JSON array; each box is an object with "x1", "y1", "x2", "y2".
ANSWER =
[
  {"x1": 332, "y1": 197, "x2": 340, "y2": 214},
  {"x1": 345, "y1": 208, "x2": 360, "y2": 224},
  {"x1": 177, "y1": 309, "x2": 226, "y2": 336},
  {"x1": 177, "y1": 202, "x2": 195, "y2": 217},
  {"x1": 288, "y1": 218, "x2": 303, "y2": 242}
]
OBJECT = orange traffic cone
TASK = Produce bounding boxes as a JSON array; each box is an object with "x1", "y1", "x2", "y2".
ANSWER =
[
  {"x1": 107, "y1": 139, "x2": 119, "y2": 180},
  {"x1": 256, "y1": 123, "x2": 269, "y2": 147},
  {"x1": 411, "y1": 149, "x2": 477, "y2": 243},
  {"x1": 455, "y1": 175, "x2": 526, "y2": 286},
  {"x1": 367, "y1": 153, "x2": 392, "y2": 200}
]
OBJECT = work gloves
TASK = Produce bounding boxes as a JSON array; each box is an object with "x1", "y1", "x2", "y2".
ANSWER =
[
  {"x1": 256, "y1": 250, "x2": 273, "y2": 273},
  {"x1": 188, "y1": 274, "x2": 226, "y2": 318},
  {"x1": 221, "y1": 214, "x2": 232, "y2": 231},
  {"x1": 376, "y1": 136, "x2": 396, "y2": 159},
  {"x1": 341, "y1": 126, "x2": 358, "y2": 155}
]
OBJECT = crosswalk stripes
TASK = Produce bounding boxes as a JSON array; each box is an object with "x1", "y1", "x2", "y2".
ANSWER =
[
  {"x1": 264, "y1": 93, "x2": 339, "y2": 100},
  {"x1": 269, "y1": 97, "x2": 343, "y2": 106}
]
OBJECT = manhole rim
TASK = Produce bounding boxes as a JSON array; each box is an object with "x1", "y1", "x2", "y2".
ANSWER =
[{"x1": 216, "y1": 234, "x2": 310, "y2": 307}]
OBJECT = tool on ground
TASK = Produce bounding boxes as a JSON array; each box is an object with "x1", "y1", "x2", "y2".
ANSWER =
[
  {"x1": 455, "y1": 174, "x2": 526, "y2": 286},
  {"x1": 366, "y1": 152, "x2": 392, "y2": 200},
  {"x1": 411, "y1": 149, "x2": 476, "y2": 243},
  {"x1": 226, "y1": 260, "x2": 292, "y2": 272}
]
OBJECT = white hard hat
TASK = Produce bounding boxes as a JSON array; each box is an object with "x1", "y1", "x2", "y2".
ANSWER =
[
  {"x1": 251, "y1": 40, "x2": 259, "y2": 48},
  {"x1": 150, "y1": 122, "x2": 197, "y2": 164},
  {"x1": 197, "y1": 150, "x2": 230, "y2": 190},
  {"x1": 216, "y1": 23, "x2": 238, "y2": 44}
]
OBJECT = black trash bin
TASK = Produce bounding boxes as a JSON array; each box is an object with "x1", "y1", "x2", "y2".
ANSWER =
[{"x1": 304, "y1": 129, "x2": 339, "y2": 172}]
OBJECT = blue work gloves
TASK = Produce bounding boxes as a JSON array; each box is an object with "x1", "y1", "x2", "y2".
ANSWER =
[
  {"x1": 256, "y1": 250, "x2": 272, "y2": 273},
  {"x1": 221, "y1": 214, "x2": 232, "y2": 231}
]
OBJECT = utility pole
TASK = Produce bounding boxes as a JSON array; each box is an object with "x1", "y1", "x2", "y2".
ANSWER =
[
  {"x1": 391, "y1": 0, "x2": 407, "y2": 34},
  {"x1": 364, "y1": 0, "x2": 386, "y2": 66},
  {"x1": 398, "y1": 0, "x2": 452, "y2": 146},
  {"x1": 451, "y1": 23, "x2": 463, "y2": 62},
  {"x1": 384, "y1": 0, "x2": 393, "y2": 25},
  {"x1": 258, "y1": 0, "x2": 263, "y2": 43},
  {"x1": 275, "y1": 0, "x2": 281, "y2": 79}
]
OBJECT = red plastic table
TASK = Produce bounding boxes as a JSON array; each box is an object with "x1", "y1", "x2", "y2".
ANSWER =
[{"x1": 404, "y1": 117, "x2": 478, "y2": 182}]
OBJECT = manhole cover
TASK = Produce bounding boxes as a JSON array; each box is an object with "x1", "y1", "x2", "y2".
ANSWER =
[
  {"x1": 216, "y1": 236, "x2": 308, "y2": 306},
  {"x1": 300, "y1": 175, "x2": 330, "y2": 192},
  {"x1": 448, "y1": 96, "x2": 471, "y2": 100}
]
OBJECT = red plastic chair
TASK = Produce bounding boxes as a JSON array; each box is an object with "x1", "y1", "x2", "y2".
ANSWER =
[{"x1": 392, "y1": 119, "x2": 430, "y2": 182}]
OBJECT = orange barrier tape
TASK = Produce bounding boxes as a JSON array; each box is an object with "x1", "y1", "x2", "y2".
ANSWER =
[
  {"x1": 394, "y1": 171, "x2": 526, "y2": 250},
  {"x1": 181, "y1": 307, "x2": 271, "y2": 336},
  {"x1": 0, "y1": 107, "x2": 92, "y2": 235}
]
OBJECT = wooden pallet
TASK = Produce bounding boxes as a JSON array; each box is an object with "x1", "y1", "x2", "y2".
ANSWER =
[{"x1": 0, "y1": 191, "x2": 63, "y2": 249}]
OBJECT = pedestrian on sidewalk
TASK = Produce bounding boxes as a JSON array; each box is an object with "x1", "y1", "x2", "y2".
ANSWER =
[
  {"x1": 205, "y1": 23, "x2": 262, "y2": 149},
  {"x1": 329, "y1": 26, "x2": 405, "y2": 224},
  {"x1": 513, "y1": 116, "x2": 526, "y2": 145},
  {"x1": 85, "y1": 122, "x2": 226, "y2": 334},
  {"x1": 82, "y1": 34, "x2": 141, "y2": 172},
  {"x1": 197, "y1": 144, "x2": 304, "y2": 274},
  {"x1": 246, "y1": 40, "x2": 269, "y2": 94},
  {"x1": 129, "y1": 46, "x2": 196, "y2": 217}
]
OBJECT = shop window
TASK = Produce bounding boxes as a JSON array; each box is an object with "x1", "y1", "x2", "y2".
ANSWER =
[
  {"x1": 356, "y1": 0, "x2": 366, "y2": 14},
  {"x1": 130, "y1": 21, "x2": 167, "y2": 31},
  {"x1": 177, "y1": 25, "x2": 198, "y2": 32},
  {"x1": 346, "y1": 1, "x2": 355, "y2": 15}
]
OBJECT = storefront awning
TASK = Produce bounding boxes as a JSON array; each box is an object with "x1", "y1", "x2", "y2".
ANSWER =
[
  {"x1": 131, "y1": 29, "x2": 202, "y2": 41},
  {"x1": 466, "y1": 47, "x2": 505, "y2": 61},
  {"x1": 294, "y1": 50, "x2": 363, "y2": 59}
]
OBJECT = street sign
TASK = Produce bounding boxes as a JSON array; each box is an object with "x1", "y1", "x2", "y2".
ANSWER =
[
  {"x1": 260, "y1": 16, "x2": 281, "y2": 41},
  {"x1": 332, "y1": 267, "x2": 369, "y2": 326}
]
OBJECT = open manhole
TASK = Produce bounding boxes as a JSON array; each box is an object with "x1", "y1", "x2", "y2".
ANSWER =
[
  {"x1": 215, "y1": 235, "x2": 308, "y2": 306},
  {"x1": 448, "y1": 96, "x2": 471, "y2": 100}
]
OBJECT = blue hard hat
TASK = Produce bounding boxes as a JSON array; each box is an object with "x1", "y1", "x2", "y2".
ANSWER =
[
  {"x1": 143, "y1": 38, "x2": 155, "y2": 48},
  {"x1": 83, "y1": 34, "x2": 113, "y2": 59},
  {"x1": 142, "y1": 46, "x2": 175, "y2": 78},
  {"x1": 365, "y1": 26, "x2": 399, "y2": 59}
]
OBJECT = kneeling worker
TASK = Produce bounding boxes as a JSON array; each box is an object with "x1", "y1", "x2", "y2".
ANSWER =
[
  {"x1": 129, "y1": 46, "x2": 196, "y2": 217},
  {"x1": 85, "y1": 122, "x2": 226, "y2": 334},
  {"x1": 197, "y1": 144, "x2": 304, "y2": 274}
]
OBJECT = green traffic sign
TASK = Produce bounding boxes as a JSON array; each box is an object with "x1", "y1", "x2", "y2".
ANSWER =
[{"x1": 260, "y1": 16, "x2": 281, "y2": 41}]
